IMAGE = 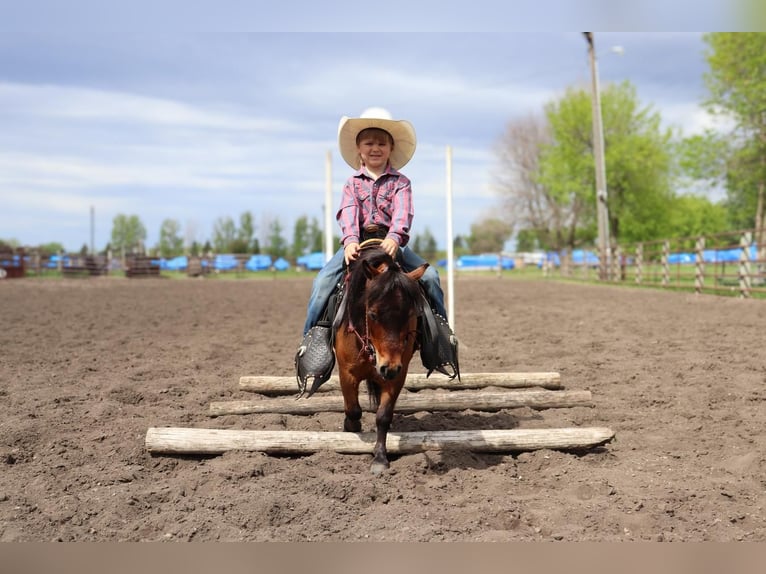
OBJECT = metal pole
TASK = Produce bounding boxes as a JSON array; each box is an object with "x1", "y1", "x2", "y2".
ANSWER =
[
  {"x1": 446, "y1": 145, "x2": 455, "y2": 329},
  {"x1": 584, "y1": 32, "x2": 611, "y2": 281},
  {"x1": 324, "y1": 150, "x2": 333, "y2": 263}
]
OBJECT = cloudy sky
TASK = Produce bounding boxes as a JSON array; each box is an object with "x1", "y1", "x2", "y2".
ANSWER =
[{"x1": 0, "y1": 4, "x2": 747, "y2": 253}]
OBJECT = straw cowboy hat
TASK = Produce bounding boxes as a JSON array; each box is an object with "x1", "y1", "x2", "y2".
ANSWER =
[{"x1": 337, "y1": 107, "x2": 417, "y2": 170}]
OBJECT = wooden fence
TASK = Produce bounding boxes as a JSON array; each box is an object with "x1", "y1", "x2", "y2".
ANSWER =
[
  {"x1": 544, "y1": 229, "x2": 766, "y2": 298},
  {"x1": 2, "y1": 251, "x2": 254, "y2": 279}
]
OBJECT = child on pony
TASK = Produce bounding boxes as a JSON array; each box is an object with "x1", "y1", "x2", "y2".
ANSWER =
[{"x1": 296, "y1": 107, "x2": 458, "y2": 396}]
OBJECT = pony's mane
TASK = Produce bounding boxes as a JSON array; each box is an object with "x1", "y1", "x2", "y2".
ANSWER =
[{"x1": 344, "y1": 247, "x2": 423, "y2": 329}]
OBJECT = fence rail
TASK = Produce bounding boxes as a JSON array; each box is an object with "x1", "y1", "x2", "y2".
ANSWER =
[
  {"x1": 0, "y1": 251, "x2": 282, "y2": 279},
  {"x1": 544, "y1": 229, "x2": 766, "y2": 297}
]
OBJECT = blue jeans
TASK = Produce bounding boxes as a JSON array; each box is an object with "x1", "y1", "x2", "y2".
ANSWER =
[{"x1": 302, "y1": 246, "x2": 447, "y2": 335}]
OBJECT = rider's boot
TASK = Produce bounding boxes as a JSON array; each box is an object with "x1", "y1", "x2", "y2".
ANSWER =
[{"x1": 295, "y1": 322, "x2": 335, "y2": 398}]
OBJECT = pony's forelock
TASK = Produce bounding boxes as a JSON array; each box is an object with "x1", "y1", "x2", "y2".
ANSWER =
[{"x1": 344, "y1": 248, "x2": 422, "y2": 328}]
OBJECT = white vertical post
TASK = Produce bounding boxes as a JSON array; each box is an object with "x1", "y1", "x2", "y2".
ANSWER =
[
  {"x1": 324, "y1": 150, "x2": 333, "y2": 263},
  {"x1": 446, "y1": 145, "x2": 455, "y2": 329}
]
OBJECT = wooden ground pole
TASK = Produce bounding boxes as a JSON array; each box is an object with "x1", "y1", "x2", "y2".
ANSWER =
[
  {"x1": 145, "y1": 427, "x2": 615, "y2": 456},
  {"x1": 239, "y1": 371, "x2": 563, "y2": 394}
]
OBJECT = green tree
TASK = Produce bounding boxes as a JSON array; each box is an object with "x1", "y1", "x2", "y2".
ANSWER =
[
  {"x1": 514, "y1": 229, "x2": 540, "y2": 252},
  {"x1": 238, "y1": 211, "x2": 256, "y2": 252},
  {"x1": 291, "y1": 215, "x2": 310, "y2": 260},
  {"x1": 265, "y1": 218, "x2": 287, "y2": 259},
  {"x1": 723, "y1": 141, "x2": 764, "y2": 230},
  {"x1": 212, "y1": 216, "x2": 237, "y2": 253},
  {"x1": 452, "y1": 235, "x2": 468, "y2": 256},
  {"x1": 676, "y1": 131, "x2": 730, "y2": 186},
  {"x1": 668, "y1": 195, "x2": 729, "y2": 239},
  {"x1": 537, "y1": 82, "x2": 675, "y2": 247},
  {"x1": 0, "y1": 238, "x2": 20, "y2": 250},
  {"x1": 158, "y1": 218, "x2": 184, "y2": 257},
  {"x1": 413, "y1": 227, "x2": 438, "y2": 262},
  {"x1": 228, "y1": 237, "x2": 250, "y2": 254},
  {"x1": 111, "y1": 214, "x2": 147, "y2": 254},
  {"x1": 308, "y1": 218, "x2": 324, "y2": 252},
  {"x1": 38, "y1": 242, "x2": 65, "y2": 256},
  {"x1": 467, "y1": 218, "x2": 513, "y2": 254},
  {"x1": 703, "y1": 33, "x2": 766, "y2": 247}
]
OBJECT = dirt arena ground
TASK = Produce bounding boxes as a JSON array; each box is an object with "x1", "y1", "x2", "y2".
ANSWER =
[{"x1": 1, "y1": 274, "x2": 765, "y2": 541}]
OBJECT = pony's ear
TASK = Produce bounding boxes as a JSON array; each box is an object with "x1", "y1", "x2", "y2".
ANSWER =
[{"x1": 406, "y1": 263, "x2": 429, "y2": 282}]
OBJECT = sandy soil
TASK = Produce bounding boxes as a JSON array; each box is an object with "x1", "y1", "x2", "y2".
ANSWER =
[{"x1": 1, "y1": 275, "x2": 765, "y2": 541}]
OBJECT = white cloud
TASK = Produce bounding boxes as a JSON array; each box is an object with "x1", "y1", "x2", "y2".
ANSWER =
[
  {"x1": 659, "y1": 101, "x2": 735, "y2": 136},
  {"x1": 3, "y1": 186, "x2": 127, "y2": 215},
  {"x1": 0, "y1": 33, "x2": 731, "y2": 250},
  {"x1": 0, "y1": 82, "x2": 301, "y2": 133},
  {"x1": 286, "y1": 62, "x2": 556, "y2": 120}
]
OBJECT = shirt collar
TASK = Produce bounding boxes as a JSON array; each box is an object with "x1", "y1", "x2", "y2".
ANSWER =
[{"x1": 353, "y1": 163, "x2": 400, "y2": 179}]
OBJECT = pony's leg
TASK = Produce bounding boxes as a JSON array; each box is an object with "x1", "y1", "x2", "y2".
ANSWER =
[
  {"x1": 339, "y1": 374, "x2": 362, "y2": 433},
  {"x1": 370, "y1": 383, "x2": 403, "y2": 474}
]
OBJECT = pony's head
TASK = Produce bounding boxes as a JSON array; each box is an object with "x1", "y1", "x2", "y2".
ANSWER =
[{"x1": 345, "y1": 246, "x2": 427, "y2": 380}]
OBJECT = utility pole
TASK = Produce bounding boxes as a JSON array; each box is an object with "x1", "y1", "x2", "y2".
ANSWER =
[{"x1": 584, "y1": 32, "x2": 611, "y2": 281}]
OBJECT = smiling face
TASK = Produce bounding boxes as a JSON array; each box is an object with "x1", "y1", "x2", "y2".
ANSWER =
[{"x1": 356, "y1": 128, "x2": 394, "y2": 172}]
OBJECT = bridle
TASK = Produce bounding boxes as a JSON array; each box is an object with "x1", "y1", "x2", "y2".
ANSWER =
[
  {"x1": 345, "y1": 238, "x2": 418, "y2": 364},
  {"x1": 349, "y1": 311, "x2": 376, "y2": 363}
]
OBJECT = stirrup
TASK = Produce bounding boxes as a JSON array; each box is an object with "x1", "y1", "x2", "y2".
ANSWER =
[
  {"x1": 418, "y1": 303, "x2": 460, "y2": 381},
  {"x1": 295, "y1": 324, "x2": 335, "y2": 398}
]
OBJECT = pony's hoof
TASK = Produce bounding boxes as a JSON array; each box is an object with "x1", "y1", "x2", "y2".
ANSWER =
[{"x1": 370, "y1": 461, "x2": 389, "y2": 475}]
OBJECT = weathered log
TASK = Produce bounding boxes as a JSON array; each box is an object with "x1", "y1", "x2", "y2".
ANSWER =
[
  {"x1": 239, "y1": 371, "x2": 562, "y2": 394},
  {"x1": 209, "y1": 389, "x2": 592, "y2": 417},
  {"x1": 145, "y1": 427, "x2": 615, "y2": 455}
]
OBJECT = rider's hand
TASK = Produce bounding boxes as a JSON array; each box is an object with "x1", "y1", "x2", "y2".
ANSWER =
[
  {"x1": 380, "y1": 238, "x2": 399, "y2": 258},
  {"x1": 344, "y1": 242, "x2": 360, "y2": 265}
]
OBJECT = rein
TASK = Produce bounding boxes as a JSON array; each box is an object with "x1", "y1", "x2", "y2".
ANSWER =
[
  {"x1": 343, "y1": 238, "x2": 407, "y2": 365},
  {"x1": 348, "y1": 313, "x2": 376, "y2": 363}
]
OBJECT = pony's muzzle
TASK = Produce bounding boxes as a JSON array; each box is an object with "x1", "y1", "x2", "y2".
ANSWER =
[{"x1": 378, "y1": 362, "x2": 402, "y2": 380}]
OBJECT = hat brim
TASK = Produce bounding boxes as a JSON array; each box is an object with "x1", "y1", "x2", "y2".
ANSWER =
[{"x1": 338, "y1": 116, "x2": 417, "y2": 170}]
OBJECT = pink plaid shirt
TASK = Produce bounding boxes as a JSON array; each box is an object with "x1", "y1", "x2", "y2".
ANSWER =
[{"x1": 335, "y1": 164, "x2": 414, "y2": 248}]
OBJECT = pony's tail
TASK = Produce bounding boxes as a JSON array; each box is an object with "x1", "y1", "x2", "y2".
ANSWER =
[{"x1": 365, "y1": 380, "x2": 381, "y2": 410}]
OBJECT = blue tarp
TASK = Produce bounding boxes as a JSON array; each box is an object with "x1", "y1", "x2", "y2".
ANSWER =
[
  {"x1": 245, "y1": 254, "x2": 272, "y2": 271},
  {"x1": 667, "y1": 252, "x2": 695, "y2": 264},
  {"x1": 440, "y1": 254, "x2": 515, "y2": 270},
  {"x1": 213, "y1": 254, "x2": 239, "y2": 270},
  {"x1": 667, "y1": 245, "x2": 756, "y2": 264},
  {"x1": 272, "y1": 257, "x2": 290, "y2": 271},
  {"x1": 0, "y1": 254, "x2": 23, "y2": 266},
  {"x1": 438, "y1": 255, "x2": 515, "y2": 270},
  {"x1": 156, "y1": 254, "x2": 274, "y2": 271},
  {"x1": 46, "y1": 254, "x2": 72, "y2": 268},
  {"x1": 543, "y1": 245, "x2": 759, "y2": 267},
  {"x1": 297, "y1": 252, "x2": 326, "y2": 271},
  {"x1": 542, "y1": 250, "x2": 599, "y2": 267},
  {"x1": 154, "y1": 254, "x2": 276, "y2": 271},
  {"x1": 159, "y1": 256, "x2": 188, "y2": 271},
  {"x1": 571, "y1": 250, "x2": 600, "y2": 266}
]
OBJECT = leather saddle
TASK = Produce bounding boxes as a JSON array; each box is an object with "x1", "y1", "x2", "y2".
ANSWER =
[{"x1": 295, "y1": 239, "x2": 460, "y2": 397}]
